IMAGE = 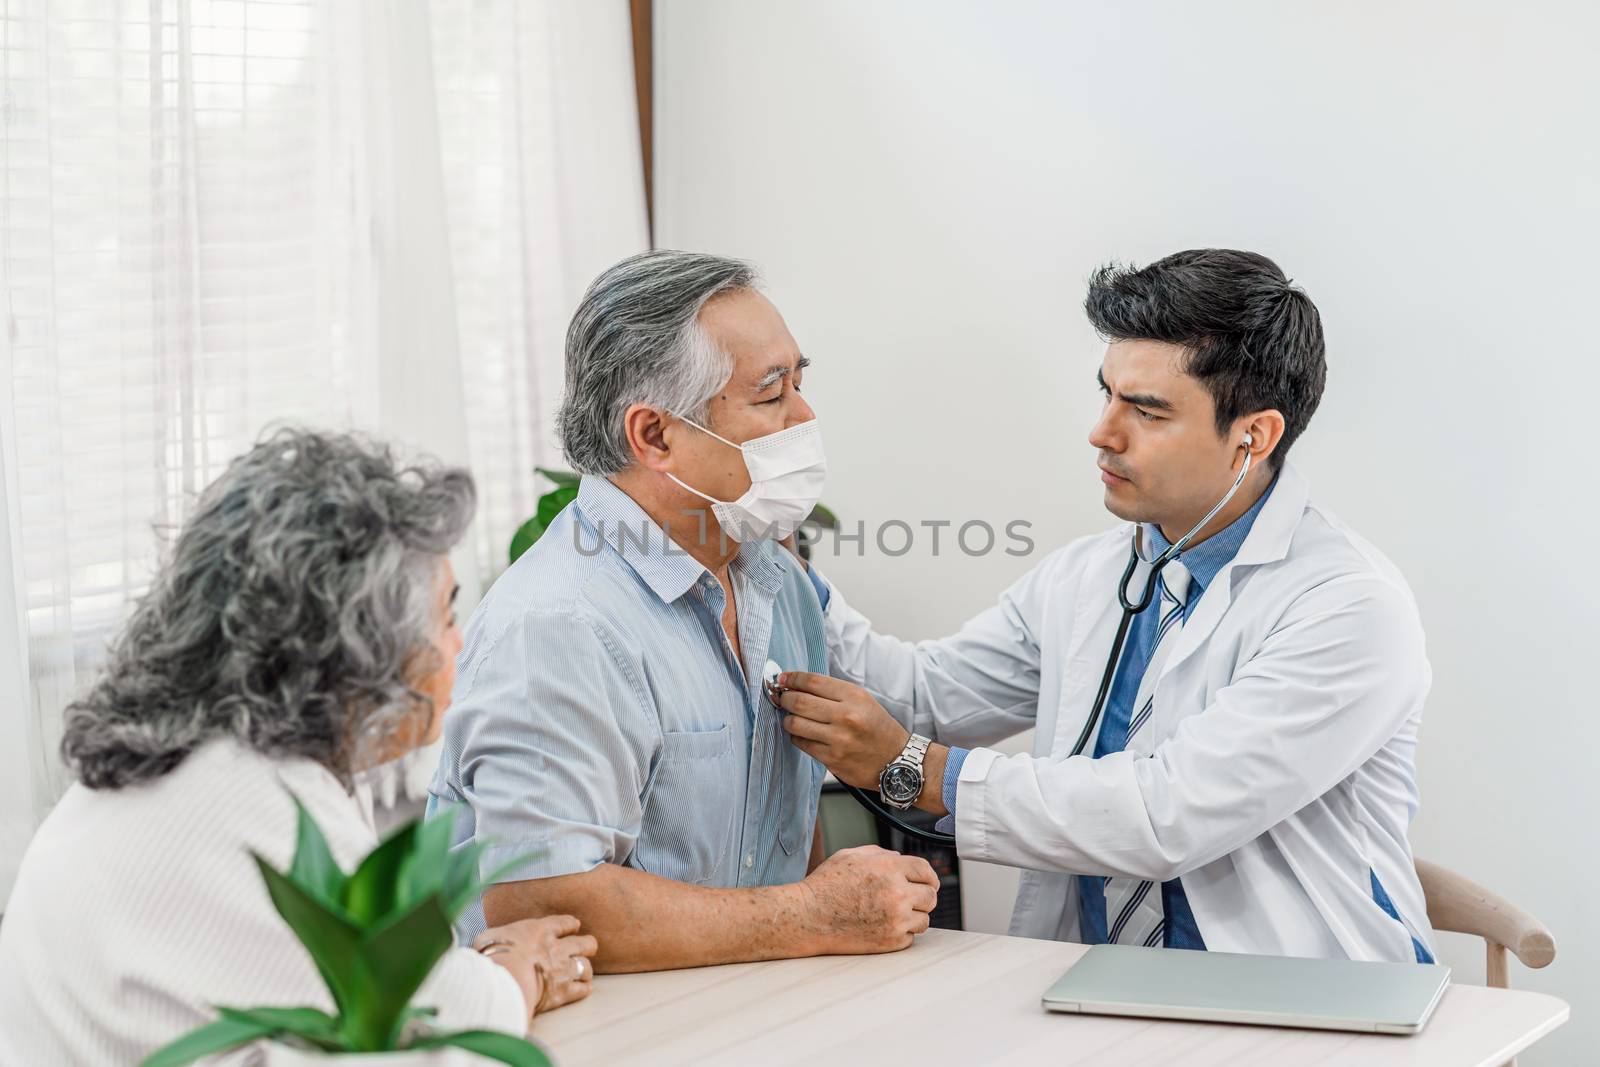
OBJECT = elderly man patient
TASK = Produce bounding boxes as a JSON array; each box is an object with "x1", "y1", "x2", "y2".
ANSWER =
[{"x1": 428, "y1": 251, "x2": 937, "y2": 972}]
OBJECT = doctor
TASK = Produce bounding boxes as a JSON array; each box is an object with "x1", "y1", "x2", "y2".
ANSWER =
[{"x1": 776, "y1": 249, "x2": 1437, "y2": 963}]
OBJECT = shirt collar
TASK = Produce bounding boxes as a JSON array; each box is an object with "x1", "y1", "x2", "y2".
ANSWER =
[
  {"x1": 572, "y1": 475, "x2": 786, "y2": 603},
  {"x1": 1143, "y1": 474, "x2": 1278, "y2": 595}
]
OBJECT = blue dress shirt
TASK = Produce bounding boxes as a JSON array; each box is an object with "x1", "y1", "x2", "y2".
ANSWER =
[{"x1": 429, "y1": 476, "x2": 828, "y2": 942}]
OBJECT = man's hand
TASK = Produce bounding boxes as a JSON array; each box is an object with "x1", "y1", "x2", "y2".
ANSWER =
[
  {"x1": 774, "y1": 671, "x2": 908, "y2": 789},
  {"x1": 799, "y1": 845, "x2": 938, "y2": 954}
]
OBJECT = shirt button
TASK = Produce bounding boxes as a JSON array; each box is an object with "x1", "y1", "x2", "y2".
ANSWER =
[{"x1": 744, "y1": 853, "x2": 755, "y2": 869}]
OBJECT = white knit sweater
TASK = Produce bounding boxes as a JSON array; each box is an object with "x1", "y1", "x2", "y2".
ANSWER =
[{"x1": 0, "y1": 739, "x2": 526, "y2": 1065}]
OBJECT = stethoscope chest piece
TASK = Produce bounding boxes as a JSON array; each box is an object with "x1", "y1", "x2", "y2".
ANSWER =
[{"x1": 761, "y1": 658, "x2": 787, "y2": 705}]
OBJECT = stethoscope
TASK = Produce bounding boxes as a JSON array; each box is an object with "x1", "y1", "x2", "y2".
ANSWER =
[{"x1": 765, "y1": 435, "x2": 1255, "y2": 848}]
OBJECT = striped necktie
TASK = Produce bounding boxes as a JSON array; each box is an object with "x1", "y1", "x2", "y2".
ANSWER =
[{"x1": 1104, "y1": 558, "x2": 1191, "y2": 948}]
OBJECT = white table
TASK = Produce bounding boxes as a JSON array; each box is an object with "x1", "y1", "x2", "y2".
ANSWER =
[{"x1": 530, "y1": 928, "x2": 1568, "y2": 1066}]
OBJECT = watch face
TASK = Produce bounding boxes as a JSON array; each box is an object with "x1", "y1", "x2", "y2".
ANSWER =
[{"x1": 881, "y1": 763, "x2": 922, "y2": 804}]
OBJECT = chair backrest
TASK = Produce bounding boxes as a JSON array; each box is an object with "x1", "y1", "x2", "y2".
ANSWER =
[{"x1": 1415, "y1": 858, "x2": 1555, "y2": 989}]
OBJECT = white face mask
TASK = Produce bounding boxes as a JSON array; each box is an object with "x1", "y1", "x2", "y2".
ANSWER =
[{"x1": 666, "y1": 414, "x2": 827, "y2": 543}]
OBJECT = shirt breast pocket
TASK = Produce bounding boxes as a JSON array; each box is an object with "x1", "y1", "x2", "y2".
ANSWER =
[{"x1": 635, "y1": 724, "x2": 736, "y2": 885}]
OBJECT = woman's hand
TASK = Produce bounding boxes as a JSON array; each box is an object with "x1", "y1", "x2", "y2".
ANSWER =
[{"x1": 474, "y1": 914, "x2": 598, "y2": 1019}]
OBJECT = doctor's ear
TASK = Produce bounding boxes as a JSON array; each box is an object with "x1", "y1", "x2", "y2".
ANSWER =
[
  {"x1": 623, "y1": 404, "x2": 676, "y2": 471},
  {"x1": 1237, "y1": 411, "x2": 1286, "y2": 465}
]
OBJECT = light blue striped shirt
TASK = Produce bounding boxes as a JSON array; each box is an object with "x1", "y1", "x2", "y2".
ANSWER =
[{"x1": 428, "y1": 475, "x2": 828, "y2": 941}]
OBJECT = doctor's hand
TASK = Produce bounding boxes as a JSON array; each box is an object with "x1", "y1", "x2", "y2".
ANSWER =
[{"x1": 775, "y1": 671, "x2": 912, "y2": 791}]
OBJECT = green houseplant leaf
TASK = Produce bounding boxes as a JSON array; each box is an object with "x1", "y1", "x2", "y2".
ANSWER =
[
  {"x1": 440, "y1": 840, "x2": 492, "y2": 919},
  {"x1": 145, "y1": 806, "x2": 549, "y2": 1067},
  {"x1": 343, "y1": 894, "x2": 458, "y2": 1050},
  {"x1": 395, "y1": 810, "x2": 460, "y2": 910},
  {"x1": 254, "y1": 855, "x2": 365, "y2": 1022},
  {"x1": 215, "y1": 1006, "x2": 346, "y2": 1050},
  {"x1": 342, "y1": 820, "x2": 421, "y2": 925},
  {"x1": 535, "y1": 485, "x2": 577, "y2": 529},
  {"x1": 288, "y1": 799, "x2": 347, "y2": 910},
  {"x1": 508, "y1": 515, "x2": 546, "y2": 565},
  {"x1": 807, "y1": 502, "x2": 838, "y2": 527},
  {"x1": 533, "y1": 467, "x2": 578, "y2": 489},
  {"x1": 509, "y1": 479, "x2": 580, "y2": 564},
  {"x1": 411, "y1": 1029, "x2": 554, "y2": 1067},
  {"x1": 140, "y1": 1015, "x2": 281, "y2": 1067}
]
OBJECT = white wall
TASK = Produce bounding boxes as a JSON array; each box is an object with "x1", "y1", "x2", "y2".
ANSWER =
[{"x1": 656, "y1": 2, "x2": 1597, "y2": 1061}]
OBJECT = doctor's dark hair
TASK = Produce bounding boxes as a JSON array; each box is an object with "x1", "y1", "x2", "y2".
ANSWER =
[
  {"x1": 559, "y1": 249, "x2": 759, "y2": 476},
  {"x1": 1084, "y1": 249, "x2": 1326, "y2": 468},
  {"x1": 59, "y1": 428, "x2": 475, "y2": 791}
]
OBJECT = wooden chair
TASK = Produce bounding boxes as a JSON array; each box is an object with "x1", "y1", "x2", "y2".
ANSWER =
[{"x1": 1415, "y1": 858, "x2": 1556, "y2": 1067}]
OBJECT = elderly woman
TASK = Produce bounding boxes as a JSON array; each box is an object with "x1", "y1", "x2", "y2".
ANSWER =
[{"x1": 0, "y1": 429, "x2": 596, "y2": 1065}]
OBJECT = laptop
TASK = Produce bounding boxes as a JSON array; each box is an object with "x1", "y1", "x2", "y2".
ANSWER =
[{"x1": 1042, "y1": 944, "x2": 1450, "y2": 1035}]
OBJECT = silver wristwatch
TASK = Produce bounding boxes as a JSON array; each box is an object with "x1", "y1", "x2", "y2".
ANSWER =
[{"x1": 878, "y1": 733, "x2": 931, "y2": 811}]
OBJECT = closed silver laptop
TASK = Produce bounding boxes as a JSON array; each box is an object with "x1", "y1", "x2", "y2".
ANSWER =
[{"x1": 1042, "y1": 944, "x2": 1450, "y2": 1035}]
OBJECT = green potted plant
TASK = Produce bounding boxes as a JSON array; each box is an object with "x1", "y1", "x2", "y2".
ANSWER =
[
  {"x1": 509, "y1": 467, "x2": 837, "y2": 563},
  {"x1": 508, "y1": 469, "x2": 581, "y2": 564},
  {"x1": 142, "y1": 803, "x2": 548, "y2": 1067}
]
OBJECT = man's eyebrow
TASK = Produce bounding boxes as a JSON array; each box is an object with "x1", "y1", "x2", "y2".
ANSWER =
[
  {"x1": 755, "y1": 354, "x2": 810, "y2": 392},
  {"x1": 449, "y1": 584, "x2": 461, "y2": 604},
  {"x1": 1096, "y1": 369, "x2": 1173, "y2": 411}
]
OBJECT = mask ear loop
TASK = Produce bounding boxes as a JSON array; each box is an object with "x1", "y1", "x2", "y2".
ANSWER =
[
  {"x1": 662, "y1": 410, "x2": 746, "y2": 507},
  {"x1": 667, "y1": 410, "x2": 742, "y2": 451}
]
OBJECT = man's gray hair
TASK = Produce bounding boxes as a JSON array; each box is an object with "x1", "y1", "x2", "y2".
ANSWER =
[
  {"x1": 60, "y1": 427, "x2": 476, "y2": 790},
  {"x1": 558, "y1": 249, "x2": 759, "y2": 475}
]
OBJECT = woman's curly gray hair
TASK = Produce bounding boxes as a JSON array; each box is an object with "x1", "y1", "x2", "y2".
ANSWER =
[{"x1": 60, "y1": 428, "x2": 476, "y2": 790}]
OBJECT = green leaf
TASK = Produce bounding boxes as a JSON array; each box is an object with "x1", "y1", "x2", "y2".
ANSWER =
[
  {"x1": 440, "y1": 840, "x2": 492, "y2": 920},
  {"x1": 534, "y1": 467, "x2": 579, "y2": 489},
  {"x1": 139, "y1": 1015, "x2": 276, "y2": 1067},
  {"x1": 510, "y1": 485, "x2": 578, "y2": 564},
  {"x1": 535, "y1": 486, "x2": 578, "y2": 529},
  {"x1": 341, "y1": 895, "x2": 456, "y2": 1051},
  {"x1": 807, "y1": 502, "x2": 839, "y2": 527},
  {"x1": 215, "y1": 1006, "x2": 346, "y2": 1051},
  {"x1": 509, "y1": 515, "x2": 547, "y2": 564},
  {"x1": 287, "y1": 797, "x2": 347, "y2": 910},
  {"x1": 396, "y1": 811, "x2": 458, "y2": 912},
  {"x1": 343, "y1": 820, "x2": 419, "y2": 924},
  {"x1": 411, "y1": 1029, "x2": 555, "y2": 1067},
  {"x1": 438, "y1": 844, "x2": 544, "y2": 921},
  {"x1": 255, "y1": 854, "x2": 365, "y2": 1024}
]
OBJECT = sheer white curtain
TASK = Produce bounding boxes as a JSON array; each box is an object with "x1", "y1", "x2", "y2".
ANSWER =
[
  {"x1": 0, "y1": 0, "x2": 648, "y2": 899},
  {"x1": 428, "y1": 0, "x2": 649, "y2": 579}
]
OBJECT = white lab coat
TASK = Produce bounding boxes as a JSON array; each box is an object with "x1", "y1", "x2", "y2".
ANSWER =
[{"x1": 817, "y1": 463, "x2": 1436, "y2": 962}]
